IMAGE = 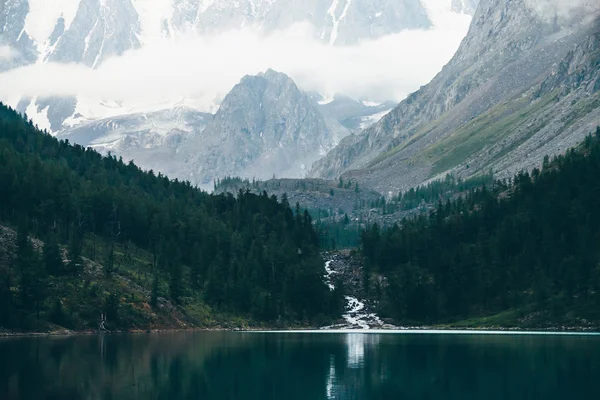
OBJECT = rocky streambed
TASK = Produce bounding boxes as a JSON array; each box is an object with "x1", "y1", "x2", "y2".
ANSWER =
[{"x1": 321, "y1": 251, "x2": 396, "y2": 330}]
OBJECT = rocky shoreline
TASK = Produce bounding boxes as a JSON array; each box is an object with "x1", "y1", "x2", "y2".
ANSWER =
[{"x1": 2, "y1": 325, "x2": 599, "y2": 338}]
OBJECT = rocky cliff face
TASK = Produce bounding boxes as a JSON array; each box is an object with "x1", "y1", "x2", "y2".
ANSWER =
[
  {"x1": 47, "y1": 0, "x2": 141, "y2": 67},
  {"x1": 178, "y1": 69, "x2": 349, "y2": 186},
  {"x1": 0, "y1": 0, "x2": 36, "y2": 71},
  {"x1": 1, "y1": 0, "x2": 140, "y2": 69},
  {"x1": 311, "y1": 0, "x2": 600, "y2": 193}
]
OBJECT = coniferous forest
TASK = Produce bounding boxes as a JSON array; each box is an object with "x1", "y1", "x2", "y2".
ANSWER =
[
  {"x1": 361, "y1": 128, "x2": 600, "y2": 327},
  {"x1": 0, "y1": 103, "x2": 340, "y2": 331},
  {"x1": 2, "y1": 98, "x2": 600, "y2": 332}
]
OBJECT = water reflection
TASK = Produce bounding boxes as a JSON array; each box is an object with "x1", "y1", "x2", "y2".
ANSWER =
[
  {"x1": 326, "y1": 355, "x2": 336, "y2": 399},
  {"x1": 0, "y1": 332, "x2": 599, "y2": 399}
]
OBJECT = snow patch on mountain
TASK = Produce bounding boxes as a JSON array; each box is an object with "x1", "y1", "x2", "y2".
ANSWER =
[{"x1": 327, "y1": 0, "x2": 353, "y2": 46}]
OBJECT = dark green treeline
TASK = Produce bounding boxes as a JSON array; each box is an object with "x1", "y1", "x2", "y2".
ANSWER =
[
  {"x1": 0, "y1": 103, "x2": 338, "y2": 330},
  {"x1": 362, "y1": 128, "x2": 600, "y2": 325}
]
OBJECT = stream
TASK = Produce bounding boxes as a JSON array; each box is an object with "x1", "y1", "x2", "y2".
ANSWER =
[{"x1": 322, "y1": 256, "x2": 389, "y2": 329}]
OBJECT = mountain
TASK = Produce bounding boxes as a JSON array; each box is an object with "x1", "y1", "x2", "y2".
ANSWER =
[
  {"x1": 311, "y1": 0, "x2": 600, "y2": 193},
  {"x1": 56, "y1": 70, "x2": 394, "y2": 184},
  {"x1": 2, "y1": 0, "x2": 142, "y2": 130},
  {"x1": 167, "y1": 0, "x2": 431, "y2": 46},
  {"x1": 1, "y1": 0, "x2": 140, "y2": 69},
  {"x1": 178, "y1": 69, "x2": 349, "y2": 186},
  {"x1": 0, "y1": 0, "x2": 37, "y2": 71},
  {"x1": 0, "y1": 0, "x2": 478, "y2": 72},
  {"x1": 1, "y1": 0, "x2": 476, "y2": 135}
]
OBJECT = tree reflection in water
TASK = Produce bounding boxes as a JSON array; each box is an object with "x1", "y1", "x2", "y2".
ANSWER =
[{"x1": 0, "y1": 332, "x2": 599, "y2": 400}]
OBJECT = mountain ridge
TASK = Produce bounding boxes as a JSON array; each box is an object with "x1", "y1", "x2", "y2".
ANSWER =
[
  {"x1": 311, "y1": 0, "x2": 600, "y2": 193},
  {"x1": 178, "y1": 68, "x2": 349, "y2": 186}
]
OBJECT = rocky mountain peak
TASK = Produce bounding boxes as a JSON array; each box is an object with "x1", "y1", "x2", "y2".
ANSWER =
[{"x1": 179, "y1": 69, "x2": 349, "y2": 186}]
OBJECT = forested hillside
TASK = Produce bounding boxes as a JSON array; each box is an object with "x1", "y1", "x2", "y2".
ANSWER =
[
  {"x1": 0, "y1": 103, "x2": 340, "y2": 332},
  {"x1": 361, "y1": 128, "x2": 600, "y2": 328}
]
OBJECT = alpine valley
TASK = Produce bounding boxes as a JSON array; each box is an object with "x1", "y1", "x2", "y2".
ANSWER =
[{"x1": 1, "y1": 0, "x2": 600, "y2": 335}]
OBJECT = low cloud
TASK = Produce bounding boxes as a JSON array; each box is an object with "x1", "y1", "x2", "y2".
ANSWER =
[
  {"x1": 0, "y1": 14, "x2": 471, "y2": 116},
  {"x1": 524, "y1": 0, "x2": 600, "y2": 22},
  {"x1": 0, "y1": 45, "x2": 18, "y2": 62}
]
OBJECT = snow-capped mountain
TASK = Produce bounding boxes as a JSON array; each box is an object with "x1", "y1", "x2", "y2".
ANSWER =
[
  {"x1": 1, "y1": 0, "x2": 480, "y2": 185},
  {"x1": 1, "y1": 0, "x2": 140, "y2": 69},
  {"x1": 165, "y1": 0, "x2": 431, "y2": 46},
  {"x1": 2, "y1": 0, "x2": 478, "y2": 72},
  {"x1": 313, "y1": 93, "x2": 395, "y2": 132},
  {"x1": 1, "y1": 0, "x2": 479, "y2": 132},
  {"x1": 56, "y1": 69, "x2": 392, "y2": 185}
]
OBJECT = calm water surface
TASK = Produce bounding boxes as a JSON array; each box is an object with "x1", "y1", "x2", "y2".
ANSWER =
[{"x1": 1, "y1": 331, "x2": 599, "y2": 399}]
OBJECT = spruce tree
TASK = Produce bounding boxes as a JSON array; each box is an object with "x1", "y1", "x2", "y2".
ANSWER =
[
  {"x1": 17, "y1": 222, "x2": 47, "y2": 320},
  {"x1": 151, "y1": 273, "x2": 159, "y2": 309},
  {"x1": 67, "y1": 226, "x2": 83, "y2": 276},
  {"x1": 43, "y1": 234, "x2": 64, "y2": 276}
]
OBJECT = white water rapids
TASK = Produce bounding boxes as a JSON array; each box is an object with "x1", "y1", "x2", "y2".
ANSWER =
[{"x1": 322, "y1": 257, "x2": 386, "y2": 329}]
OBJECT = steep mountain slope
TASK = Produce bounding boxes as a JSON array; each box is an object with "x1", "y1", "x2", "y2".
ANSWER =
[
  {"x1": 178, "y1": 69, "x2": 349, "y2": 186},
  {"x1": 311, "y1": 0, "x2": 600, "y2": 193}
]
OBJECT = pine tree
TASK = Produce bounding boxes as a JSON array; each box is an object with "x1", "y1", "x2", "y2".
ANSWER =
[
  {"x1": 104, "y1": 293, "x2": 119, "y2": 326},
  {"x1": 170, "y1": 263, "x2": 183, "y2": 305},
  {"x1": 17, "y1": 222, "x2": 47, "y2": 320},
  {"x1": 105, "y1": 242, "x2": 115, "y2": 278},
  {"x1": 43, "y1": 234, "x2": 64, "y2": 276},
  {"x1": 151, "y1": 273, "x2": 159, "y2": 308},
  {"x1": 67, "y1": 226, "x2": 83, "y2": 276}
]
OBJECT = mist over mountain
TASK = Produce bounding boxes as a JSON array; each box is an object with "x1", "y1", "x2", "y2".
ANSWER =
[{"x1": 0, "y1": 0, "x2": 474, "y2": 135}]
